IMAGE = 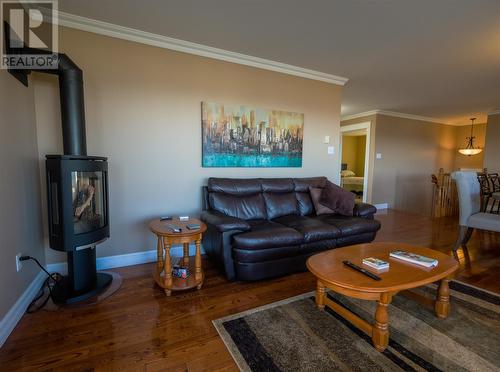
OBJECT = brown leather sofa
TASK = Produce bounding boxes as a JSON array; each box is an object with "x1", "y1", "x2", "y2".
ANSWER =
[{"x1": 201, "y1": 177, "x2": 381, "y2": 281}]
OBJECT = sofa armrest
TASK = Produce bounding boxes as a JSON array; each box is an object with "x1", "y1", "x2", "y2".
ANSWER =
[
  {"x1": 353, "y1": 202, "x2": 377, "y2": 219},
  {"x1": 200, "y1": 210, "x2": 251, "y2": 232}
]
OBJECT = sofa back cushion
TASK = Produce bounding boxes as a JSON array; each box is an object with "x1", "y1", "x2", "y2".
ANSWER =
[
  {"x1": 207, "y1": 177, "x2": 329, "y2": 219},
  {"x1": 263, "y1": 192, "x2": 298, "y2": 219},
  {"x1": 208, "y1": 178, "x2": 261, "y2": 195},
  {"x1": 209, "y1": 193, "x2": 267, "y2": 220},
  {"x1": 293, "y1": 177, "x2": 327, "y2": 216}
]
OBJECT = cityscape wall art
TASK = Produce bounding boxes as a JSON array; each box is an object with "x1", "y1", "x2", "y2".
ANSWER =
[{"x1": 202, "y1": 102, "x2": 304, "y2": 167}]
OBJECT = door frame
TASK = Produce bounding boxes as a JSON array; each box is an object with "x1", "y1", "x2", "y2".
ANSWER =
[{"x1": 339, "y1": 121, "x2": 371, "y2": 203}]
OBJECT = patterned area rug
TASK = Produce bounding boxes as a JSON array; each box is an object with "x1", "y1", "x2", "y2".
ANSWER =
[{"x1": 213, "y1": 282, "x2": 500, "y2": 371}]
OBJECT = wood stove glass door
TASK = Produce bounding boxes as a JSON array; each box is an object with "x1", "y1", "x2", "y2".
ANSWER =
[{"x1": 72, "y1": 171, "x2": 106, "y2": 234}]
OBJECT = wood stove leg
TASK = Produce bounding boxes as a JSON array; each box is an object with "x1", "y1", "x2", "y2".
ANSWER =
[{"x1": 163, "y1": 238, "x2": 172, "y2": 296}]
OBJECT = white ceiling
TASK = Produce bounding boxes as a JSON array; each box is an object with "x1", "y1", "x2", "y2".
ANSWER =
[{"x1": 58, "y1": 0, "x2": 500, "y2": 125}]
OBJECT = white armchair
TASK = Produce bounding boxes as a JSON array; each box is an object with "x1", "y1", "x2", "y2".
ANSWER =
[{"x1": 451, "y1": 171, "x2": 500, "y2": 258}]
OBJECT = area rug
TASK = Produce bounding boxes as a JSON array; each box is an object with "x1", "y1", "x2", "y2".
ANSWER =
[{"x1": 213, "y1": 282, "x2": 500, "y2": 371}]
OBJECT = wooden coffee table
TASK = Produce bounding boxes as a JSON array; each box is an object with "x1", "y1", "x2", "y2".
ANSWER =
[
  {"x1": 149, "y1": 218, "x2": 207, "y2": 296},
  {"x1": 306, "y1": 242, "x2": 459, "y2": 352}
]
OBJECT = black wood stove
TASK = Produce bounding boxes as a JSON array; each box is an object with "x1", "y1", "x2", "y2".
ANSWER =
[{"x1": 6, "y1": 25, "x2": 113, "y2": 304}]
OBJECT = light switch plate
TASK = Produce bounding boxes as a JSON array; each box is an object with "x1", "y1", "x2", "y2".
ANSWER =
[
  {"x1": 376, "y1": 153, "x2": 382, "y2": 159},
  {"x1": 328, "y1": 146, "x2": 334, "y2": 155},
  {"x1": 323, "y1": 136, "x2": 330, "y2": 144}
]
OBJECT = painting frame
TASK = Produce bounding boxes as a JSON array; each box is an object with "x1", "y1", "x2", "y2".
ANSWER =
[{"x1": 201, "y1": 102, "x2": 304, "y2": 168}]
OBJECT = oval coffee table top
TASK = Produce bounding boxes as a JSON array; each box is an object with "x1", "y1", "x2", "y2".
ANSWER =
[{"x1": 307, "y1": 242, "x2": 459, "y2": 293}]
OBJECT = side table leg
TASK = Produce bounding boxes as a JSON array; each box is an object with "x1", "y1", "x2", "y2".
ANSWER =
[
  {"x1": 195, "y1": 239, "x2": 202, "y2": 289},
  {"x1": 435, "y1": 279, "x2": 450, "y2": 319},
  {"x1": 163, "y1": 238, "x2": 172, "y2": 296},
  {"x1": 372, "y1": 293, "x2": 391, "y2": 352},
  {"x1": 156, "y1": 236, "x2": 163, "y2": 271},
  {"x1": 183, "y1": 242, "x2": 190, "y2": 266},
  {"x1": 316, "y1": 280, "x2": 326, "y2": 310}
]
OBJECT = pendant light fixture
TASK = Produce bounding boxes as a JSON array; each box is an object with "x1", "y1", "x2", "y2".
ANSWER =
[{"x1": 458, "y1": 118, "x2": 482, "y2": 156}]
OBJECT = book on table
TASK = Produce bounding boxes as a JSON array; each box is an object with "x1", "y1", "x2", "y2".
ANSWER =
[
  {"x1": 362, "y1": 257, "x2": 389, "y2": 270},
  {"x1": 389, "y1": 250, "x2": 438, "y2": 268}
]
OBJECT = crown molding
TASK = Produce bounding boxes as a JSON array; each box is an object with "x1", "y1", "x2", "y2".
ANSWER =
[
  {"x1": 51, "y1": 10, "x2": 348, "y2": 86},
  {"x1": 341, "y1": 110, "x2": 457, "y2": 125}
]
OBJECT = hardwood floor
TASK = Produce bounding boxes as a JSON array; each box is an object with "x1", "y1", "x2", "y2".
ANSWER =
[{"x1": 1, "y1": 210, "x2": 498, "y2": 371}]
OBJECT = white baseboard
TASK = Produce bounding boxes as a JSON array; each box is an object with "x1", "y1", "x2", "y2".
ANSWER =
[
  {"x1": 46, "y1": 245, "x2": 205, "y2": 274},
  {"x1": 374, "y1": 203, "x2": 389, "y2": 210},
  {"x1": 0, "y1": 270, "x2": 46, "y2": 348}
]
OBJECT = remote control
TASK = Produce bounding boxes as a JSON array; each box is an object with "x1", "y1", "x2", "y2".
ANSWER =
[
  {"x1": 343, "y1": 260, "x2": 381, "y2": 281},
  {"x1": 186, "y1": 224, "x2": 200, "y2": 230},
  {"x1": 160, "y1": 216, "x2": 172, "y2": 221},
  {"x1": 166, "y1": 224, "x2": 181, "y2": 233}
]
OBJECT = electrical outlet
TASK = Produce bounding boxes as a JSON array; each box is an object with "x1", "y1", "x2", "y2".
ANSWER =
[{"x1": 15, "y1": 253, "x2": 22, "y2": 272}]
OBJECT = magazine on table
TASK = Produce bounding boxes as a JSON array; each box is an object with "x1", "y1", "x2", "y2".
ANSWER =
[{"x1": 389, "y1": 250, "x2": 438, "y2": 268}]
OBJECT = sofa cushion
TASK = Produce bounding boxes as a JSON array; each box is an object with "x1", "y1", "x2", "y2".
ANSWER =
[
  {"x1": 273, "y1": 215, "x2": 341, "y2": 243},
  {"x1": 232, "y1": 220, "x2": 303, "y2": 249},
  {"x1": 293, "y1": 177, "x2": 327, "y2": 192},
  {"x1": 261, "y1": 178, "x2": 294, "y2": 193},
  {"x1": 309, "y1": 187, "x2": 335, "y2": 215},
  {"x1": 208, "y1": 178, "x2": 262, "y2": 195},
  {"x1": 295, "y1": 192, "x2": 314, "y2": 216},
  {"x1": 317, "y1": 214, "x2": 381, "y2": 237},
  {"x1": 263, "y1": 192, "x2": 299, "y2": 219},
  {"x1": 319, "y1": 180, "x2": 355, "y2": 216},
  {"x1": 209, "y1": 193, "x2": 267, "y2": 220},
  {"x1": 233, "y1": 245, "x2": 299, "y2": 263}
]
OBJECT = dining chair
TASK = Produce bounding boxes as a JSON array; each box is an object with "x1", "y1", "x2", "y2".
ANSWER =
[{"x1": 451, "y1": 171, "x2": 500, "y2": 259}]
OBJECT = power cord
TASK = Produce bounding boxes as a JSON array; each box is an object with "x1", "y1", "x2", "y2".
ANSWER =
[{"x1": 19, "y1": 256, "x2": 62, "y2": 313}]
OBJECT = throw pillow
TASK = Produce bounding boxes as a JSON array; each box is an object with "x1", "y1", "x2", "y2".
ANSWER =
[
  {"x1": 319, "y1": 181, "x2": 355, "y2": 216},
  {"x1": 309, "y1": 187, "x2": 335, "y2": 215}
]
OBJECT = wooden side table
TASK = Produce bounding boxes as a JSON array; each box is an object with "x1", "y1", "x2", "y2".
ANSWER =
[{"x1": 149, "y1": 218, "x2": 207, "y2": 296}]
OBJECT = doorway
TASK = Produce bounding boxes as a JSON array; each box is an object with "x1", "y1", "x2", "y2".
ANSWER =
[{"x1": 339, "y1": 122, "x2": 371, "y2": 203}]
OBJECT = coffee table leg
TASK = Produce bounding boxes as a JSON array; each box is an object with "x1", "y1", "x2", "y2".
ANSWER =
[
  {"x1": 435, "y1": 279, "x2": 450, "y2": 319},
  {"x1": 372, "y1": 293, "x2": 391, "y2": 352},
  {"x1": 316, "y1": 280, "x2": 326, "y2": 310}
]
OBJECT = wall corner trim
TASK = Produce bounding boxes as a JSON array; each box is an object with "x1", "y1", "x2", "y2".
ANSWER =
[
  {"x1": 52, "y1": 10, "x2": 348, "y2": 86},
  {"x1": 0, "y1": 270, "x2": 46, "y2": 348},
  {"x1": 342, "y1": 110, "x2": 454, "y2": 125}
]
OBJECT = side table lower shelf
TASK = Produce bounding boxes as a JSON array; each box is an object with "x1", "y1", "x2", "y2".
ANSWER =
[{"x1": 152, "y1": 257, "x2": 204, "y2": 296}]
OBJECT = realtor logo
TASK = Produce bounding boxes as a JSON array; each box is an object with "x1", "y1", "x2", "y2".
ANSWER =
[{"x1": 1, "y1": 0, "x2": 58, "y2": 69}]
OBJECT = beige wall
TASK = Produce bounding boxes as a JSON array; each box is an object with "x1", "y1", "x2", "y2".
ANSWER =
[
  {"x1": 371, "y1": 115, "x2": 456, "y2": 215},
  {"x1": 34, "y1": 27, "x2": 343, "y2": 263},
  {"x1": 484, "y1": 113, "x2": 500, "y2": 173},
  {"x1": 454, "y1": 122, "x2": 486, "y2": 170},
  {"x1": 0, "y1": 70, "x2": 44, "y2": 321},
  {"x1": 341, "y1": 114, "x2": 458, "y2": 215}
]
